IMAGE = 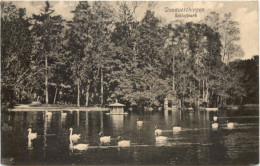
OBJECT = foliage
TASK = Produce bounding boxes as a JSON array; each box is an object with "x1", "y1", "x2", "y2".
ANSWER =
[
  {"x1": 166, "y1": 22, "x2": 224, "y2": 107},
  {"x1": 30, "y1": 1, "x2": 64, "y2": 103},
  {"x1": 203, "y1": 12, "x2": 244, "y2": 64},
  {"x1": 1, "y1": 2, "x2": 33, "y2": 105},
  {"x1": 228, "y1": 56, "x2": 259, "y2": 104},
  {"x1": 1, "y1": 2, "x2": 258, "y2": 109},
  {"x1": 65, "y1": 2, "x2": 115, "y2": 106}
]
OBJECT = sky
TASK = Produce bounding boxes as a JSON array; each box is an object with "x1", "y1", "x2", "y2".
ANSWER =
[{"x1": 13, "y1": 1, "x2": 259, "y2": 60}]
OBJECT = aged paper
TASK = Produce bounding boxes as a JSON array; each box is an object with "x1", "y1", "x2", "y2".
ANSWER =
[{"x1": 1, "y1": 1, "x2": 259, "y2": 165}]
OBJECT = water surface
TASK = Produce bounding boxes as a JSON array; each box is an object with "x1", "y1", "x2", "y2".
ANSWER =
[{"x1": 1, "y1": 108, "x2": 259, "y2": 165}]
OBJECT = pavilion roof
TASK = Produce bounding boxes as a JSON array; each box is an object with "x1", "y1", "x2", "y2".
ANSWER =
[{"x1": 108, "y1": 102, "x2": 125, "y2": 107}]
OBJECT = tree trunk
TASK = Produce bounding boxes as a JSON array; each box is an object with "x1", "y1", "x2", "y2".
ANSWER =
[
  {"x1": 53, "y1": 86, "x2": 58, "y2": 104},
  {"x1": 189, "y1": 81, "x2": 192, "y2": 93},
  {"x1": 206, "y1": 80, "x2": 209, "y2": 107},
  {"x1": 172, "y1": 53, "x2": 175, "y2": 93},
  {"x1": 100, "y1": 69, "x2": 104, "y2": 106},
  {"x1": 85, "y1": 82, "x2": 90, "y2": 107},
  {"x1": 202, "y1": 80, "x2": 205, "y2": 101},
  {"x1": 77, "y1": 81, "x2": 80, "y2": 107},
  {"x1": 198, "y1": 80, "x2": 201, "y2": 99},
  {"x1": 45, "y1": 55, "x2": 48, "y2": 104}
]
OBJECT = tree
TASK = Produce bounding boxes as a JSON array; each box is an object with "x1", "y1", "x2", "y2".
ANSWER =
[
  {"x1": 203, "y1": 12, "x2": 244, "y2": 64},
  {"x1": 65, "y1": 2, "x2": 115, "y2": 106},
  {"x1": 168, "y1": 22, "x2": 223, "y2": 107},
  {"x1": 110, "y1": 9, "x2": 170, "y2": 107},
  {"x1": 228, "y1": 56, "x2": 259, "y2": 104},
  {"x1": 1, "y1": 2, "x2": 33, "y2": 105},
  {"x1": 31, "y1": 1, "x2": 64, "y2": 104},
  {"x1": 109, "y1": 2, "x2": 140, "y2": 105}
]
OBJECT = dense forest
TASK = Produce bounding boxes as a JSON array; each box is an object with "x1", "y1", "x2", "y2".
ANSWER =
[{"x1": 1, "y1": 2, "x2": 259, "y2": 109}]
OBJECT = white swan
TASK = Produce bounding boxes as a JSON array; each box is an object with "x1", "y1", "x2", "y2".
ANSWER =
[
  {"x1": 211, "y1": 122, "x2": 218, "y2": 129},
  {"x1": 69, "y1": 128, "x2": 81, "y2": 141},
  {"x1": 46, "y1": 111, "x2": 52, "y2": 116},
  {"x1": 173, "y1": 126, "x2": 181, "y2": 133},
  {"x1": 69, "y1": 139, "x2": 88, "y2": 151},
  {"x1": 154, "y1": 126, "x2": 162, "y2": 136},
  {"x1": 137, "y1": 118, "x2": 143, "y2": 126},
  {"x1": 61, "y1": 111, "x2": 67, "y2": 118},
  {"x1": 99, "y1": 132, "x2": 111, "y2": 143},
  {"x1": 28, "y1": 128, "x2": 37, "y2": 139},
  {"x1": 227, "y1": 121, "x2": 234, "y2": 129},
  {"x1": 213, "y1": 115, "x2": 218, "y2": 122},
  {"x1": 118, "y1": 136, "x2": 130, "y2": 147},
  {"x1": 155, "y1": 136, "x2": 167, "y2": 142}
]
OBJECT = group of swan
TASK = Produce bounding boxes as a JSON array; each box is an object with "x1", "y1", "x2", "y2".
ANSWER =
[
  {"x1": 99, "y1": 131, "x2": 130, "y2": 147},
  {"x1": 27, "y1": 115, "x2": 235, "y2": 149},
  {"x1": 211, "y1": 115, "x2": 234, "y2": 129},
  {"x1": 27, "y1": 127, "x2": 131, "y2": 150},
  {"x1": 154, "y1": 124, "x2": 182, "y2": 142},
  {"x1": 69, "y1": 128, "x2": 131, "y2": 149},
  {"x1": 155, "y1": 124, "x2": 182, "y2": 135}
]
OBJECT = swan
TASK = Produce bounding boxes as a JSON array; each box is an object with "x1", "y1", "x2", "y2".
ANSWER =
[
  {"x1": 99, "y1": 132, "x2": 111, "y2": 143},
  {"x1": 45, "y1": 111, "x2": 52, "y2": 117},
  {"x1": 227, "y1": 121, "x2": 234, "y2": 129},
  {"x1": 154, "y1": 126, "x2": 162, "y2": 136},
  {"x1": 172, "y1": 123, "x2": 181, "y2": 133},
  {"x1": 69, "y1": 139, "x2": 88, "y2": 151},
  {"x1": 61, "y1": 111, "x2": 67, "y2": 118},
  {"x1": 155, "y1": 136, "x2": 167, "y2": 142},
  {"x1": 69, "y1": 128, "x2": 81, "y2": 141},
  {"x1": 213, "y1": 115, "x2": 218, "y2": 122},
  {"x1": 117, "y1": 136, "x2": 130, "y2": 147},
  {"x1": 173, "y1": 126, "x2": 181, "y2": 132},
  {"x1": 137, "y1": 118, "x2": 143, "y2": 126},
  {"x1": 28, "y1": 128, "x2": 37, "y2": 139},
  {"x1": 211, "y1": 122, "x2": 218, "y2": 129}
]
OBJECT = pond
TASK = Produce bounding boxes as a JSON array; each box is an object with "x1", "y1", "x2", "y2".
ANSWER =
[{"x1": 1, "y1": 108, "x2": 259, "y2": 165}]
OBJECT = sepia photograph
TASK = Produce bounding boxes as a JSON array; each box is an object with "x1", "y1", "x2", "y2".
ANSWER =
[{"x1": 1, "y1": 0, "x2": 259, "y2": 165}]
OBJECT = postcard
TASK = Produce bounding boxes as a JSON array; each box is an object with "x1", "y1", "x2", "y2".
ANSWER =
[{"x1": 1, "y1": 1, "x2": 259, "y2": 165}]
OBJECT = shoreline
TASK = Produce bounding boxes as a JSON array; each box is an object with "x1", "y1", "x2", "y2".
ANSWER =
[{"x1": 8, "y1": 104, "x2": 109, "y2": 112}]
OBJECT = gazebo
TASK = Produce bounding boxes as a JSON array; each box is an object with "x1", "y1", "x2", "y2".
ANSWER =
[{"x1": 108, "y1": 100, "x2": 126, "y2": 114}]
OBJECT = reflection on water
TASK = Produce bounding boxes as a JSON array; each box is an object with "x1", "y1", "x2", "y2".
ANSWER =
[
  {"x1": 1, "y1": 108, "x2": 259, "y2": 165},
  {"x1": 111, "y1": 115, "x2": 124, "y2": 129}
]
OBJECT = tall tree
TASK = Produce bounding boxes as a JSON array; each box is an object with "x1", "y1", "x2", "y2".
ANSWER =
[
  {"x1": 31, "y1": 1, "x2": 64, "y2": 104},
  {"x1": 168, "y1": 22, "x2": 223, "y2": 107},
  {"x1": 228, "y1": 56, "x2": 259, "y2": 104},
  {"x1": 65, "y1": 2, "x2": 114, "y2": 106},
  {"x1": 1, "y1": 2, "x2": 33, "y2": 105},
  {"x1": 65, "y1": 1, "x2": 92, "y2": 106},
  {"x1": 110, "y1": 9, "x2": 169, "y2": 107},
  {"x1": 204, "y1": 12, "x2": 244, "y2": 64}
]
